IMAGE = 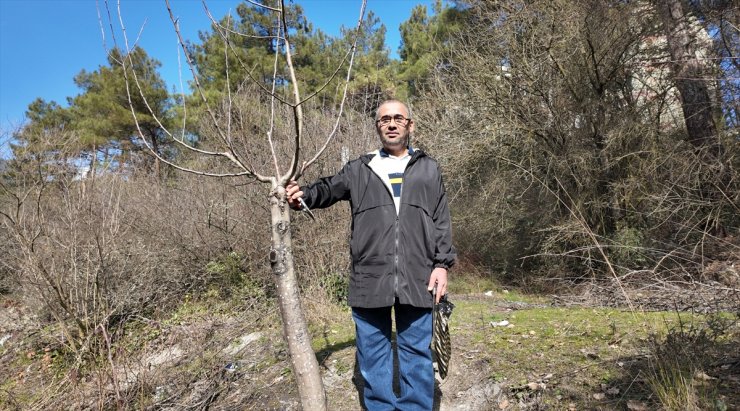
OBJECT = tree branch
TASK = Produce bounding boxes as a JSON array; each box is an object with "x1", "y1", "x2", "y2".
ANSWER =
[
  {"x1": 108, "y1": 0, "x2": 271, "y2": 182},
  {"x1": 288, "y1": 0, "x2": 368, "y2": 183},
  {"x1": 202, "y1": 0, "x2": 294, "y2": 106},
  {"x1": 164, "y1": 0, "x2": 258, "y2": 174},
  {"x1": 267, "y1": 14, "x2": 283, "y2": 177},
  {"x1": 202, "y1": 0, "x2": 284, "y2": 40},
  {"x1": 280, "y1": 0, "x2": 304, "y2": 184}
]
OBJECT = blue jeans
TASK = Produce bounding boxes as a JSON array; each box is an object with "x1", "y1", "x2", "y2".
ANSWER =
[{"x1": 352, "y1": 302, "x2": 434, "y2": 411}]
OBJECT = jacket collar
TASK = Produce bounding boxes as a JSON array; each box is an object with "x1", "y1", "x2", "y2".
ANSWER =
[
  {"x1": 379, "y1": 146, "x2": 415, "y2": 158},
  {"x1": 361, "y1": 147, "x2": 424, "y2": 165}
]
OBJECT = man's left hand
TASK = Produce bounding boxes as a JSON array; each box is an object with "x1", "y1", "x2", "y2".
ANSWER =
[{"x1": 427, "y1": 267, "x2": 448, "y2": 304}]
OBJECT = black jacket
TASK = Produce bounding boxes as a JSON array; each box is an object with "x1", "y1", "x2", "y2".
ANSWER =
[{"x1": 301, "y1": 149, "x2": 456, "y2": 308}]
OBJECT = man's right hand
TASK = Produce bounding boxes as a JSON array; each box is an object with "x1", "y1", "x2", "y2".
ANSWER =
[{"x1": 286, "y1": 180, "x2": 304, "y2": 210}]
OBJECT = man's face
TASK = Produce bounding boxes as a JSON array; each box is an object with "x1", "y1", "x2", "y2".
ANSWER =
[{"x1": 376, "y1": 102, "x2": 414, "y2": 153}]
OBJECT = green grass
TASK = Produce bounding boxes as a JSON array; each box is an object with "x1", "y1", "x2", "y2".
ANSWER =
[
  {"x1": 447, "y1": 299, "x2": 729, "y2": 409},
  {"x1": 447, "y1": 274, "x2": 499, "y2": 294},
  {"x1": 309, "y1": 306, "x2": 356, "y2": 353},
  {"x1": 447, "y1": 274, "x2": 548, "y2": 304},
  {"x1": 499, "y1": 289, "x2": 549, "y2": 304}
]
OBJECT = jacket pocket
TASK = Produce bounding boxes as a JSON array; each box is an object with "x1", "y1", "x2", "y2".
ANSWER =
[
  {"x1": 402, "y1": 204, "x2": 436, "y2": 264},
  {"x1": 350, "y1": 206, "x2": 395, "y2": 264}
]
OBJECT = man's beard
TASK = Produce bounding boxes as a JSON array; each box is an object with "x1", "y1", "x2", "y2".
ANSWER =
[{"x1": 380, "y1": 134, "x2": 409, "y2": 149}]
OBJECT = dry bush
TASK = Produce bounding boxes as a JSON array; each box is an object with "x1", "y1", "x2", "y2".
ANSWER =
[
  {"x1": 181, "y1": 84, "x2": 381, "y2": 308},
  {"x1": 0, "y1": 133, "x2": 280, "y2": 408},
  {"x1": 0, "y1": 135, "x2": 274, "y2": 356},
  {"x1": 644, "y1": 313, "x2": 739, "y2": 410},
  {"x1": 1, "y1": 92, "x2": 380, "y2": 351},
  {"x1": 412, "y1": 0, "x2": 739, "y2": 290}
]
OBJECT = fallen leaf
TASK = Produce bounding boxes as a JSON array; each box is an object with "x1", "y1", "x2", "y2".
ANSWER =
[
  {"x1": 527, "y1": 382, "x2": 539, "y2": 391},
  {"x1": 606, "y1": 387, "x2": 620, "y2": 395},
  {"x1": 593, "y1": 393, "x2": 606, "y2": 400},
  {"x1": 498, "y1": 399, "x2": 509, "y2": 409},
  {"x1": 580, "y1": 348, "x2": 599, "y2": 359},
  {"x1": 694, "y1": 370, "x2": 715, "y2": 381},
  {"x1": 626, "y1": 400, "x2": 649, "y2": 410}
]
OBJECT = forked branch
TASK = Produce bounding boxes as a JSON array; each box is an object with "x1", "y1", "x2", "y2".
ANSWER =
[{"x1": 284, "y1": 0, "x2": 368, "y2": 183}]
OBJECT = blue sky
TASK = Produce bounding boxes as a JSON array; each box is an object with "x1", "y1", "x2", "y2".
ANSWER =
[{"x1": 0, "y1": 0, "x2": 436, "y2": 149}]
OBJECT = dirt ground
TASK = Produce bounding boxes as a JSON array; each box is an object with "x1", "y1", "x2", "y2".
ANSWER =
[{"x1": 1, "y1": 291, "x2": 737, "y2": 410}]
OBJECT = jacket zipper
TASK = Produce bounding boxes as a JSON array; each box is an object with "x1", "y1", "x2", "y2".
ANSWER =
[
  {"x1": 394, "y1": 216, "x2": 399, "y2": 296},
  {"x1": 394, "y1": 152, "x2": 421, "y2": 297},
  {"x1": 364, "y1": 151, "x2": 422, "y2": 300}
]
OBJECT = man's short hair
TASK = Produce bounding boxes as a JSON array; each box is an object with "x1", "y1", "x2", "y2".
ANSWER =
[{"x1": 375, "y1": 100, "x2": 411, "y2": 121}]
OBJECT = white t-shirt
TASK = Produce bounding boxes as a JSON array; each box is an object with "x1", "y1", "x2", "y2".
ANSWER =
[{"x1": 367, "y1": 148, "x2": 413, "y2": 215}]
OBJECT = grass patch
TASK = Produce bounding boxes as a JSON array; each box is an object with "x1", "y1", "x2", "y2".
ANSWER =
[
  {"x1": 309, "y1": 305, "x2": 356, "y2": 354},
  {"x1": 498, "y1": 289, "x2": 549, "y2": 304},
  {"x1": 5, "y1": 287, "x2": 734, "y2": 410},
  {"x1": 448, "y1": 299, "x2": 733, "y2": 408},
  {"x1": 448, "y1": 274, "x2": 548, "y2": 305},
  {"x1": 448, "y1": 274, "x2": 499, "y2": 294}
]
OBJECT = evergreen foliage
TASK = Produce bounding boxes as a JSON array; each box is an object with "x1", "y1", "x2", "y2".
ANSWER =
[{"x1": 397, "y1": 0, "x2": 464, "y2": 98}]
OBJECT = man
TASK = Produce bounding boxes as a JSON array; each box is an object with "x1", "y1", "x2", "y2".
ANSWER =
[{"x1": 286, "y1": 100, "x2": 455, "y2": 410}]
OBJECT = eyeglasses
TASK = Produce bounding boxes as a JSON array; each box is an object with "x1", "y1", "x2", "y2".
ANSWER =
[{"x1": 376, "y1": 115, "x2": 410, "y2": 127}]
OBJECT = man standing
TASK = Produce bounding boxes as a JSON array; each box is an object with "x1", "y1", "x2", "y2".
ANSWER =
[{"x1": 286, "y1": 100, "x2": 455, "y2": 410}]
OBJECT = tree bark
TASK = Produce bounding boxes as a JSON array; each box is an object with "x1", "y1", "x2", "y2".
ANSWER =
[
  {"x1": 89, "y1": 144, "x2": 97, "y2": 179},
  {"x1": 269, "y1": 184, "x2": 327, "y2": 410},
  {"x1": 657, "y1": 0, "x2": 721, "y2": 156},
  {"x1": 149, "y1": 131, "x2": 162, "y2": 178}
]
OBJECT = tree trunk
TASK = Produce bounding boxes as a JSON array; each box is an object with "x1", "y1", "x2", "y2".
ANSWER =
[
  {"x1": 657, "y1": 0, "x2": 721, "y2": 156},
  {"x1": 89, "y1": 144, "x2": 97, "y2": 179},
  {"x1": 269, "y1": 184, "x2": 327, "y2": 410},
  {"x1": 657, "y1": 0, "x2": 731, "y2": 235},
  {"x1": 150, "y1": 132, "x2": 162, "y2": 178}
]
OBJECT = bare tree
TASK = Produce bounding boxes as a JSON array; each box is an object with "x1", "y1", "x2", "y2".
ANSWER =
[{"x1": 103, "y1": 0, "x2": 367, "y2": 408}]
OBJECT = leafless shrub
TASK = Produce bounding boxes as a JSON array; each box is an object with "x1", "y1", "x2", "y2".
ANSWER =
[
  {"x1": 413, "y1": 0, "x2": 738, "y2": 295},
  {"x1": 1, "y1": 132, "x2": 263, "y2": 353},
  {"x1": 644, "y1": 313, "x2": 738, "y2": 410}
]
